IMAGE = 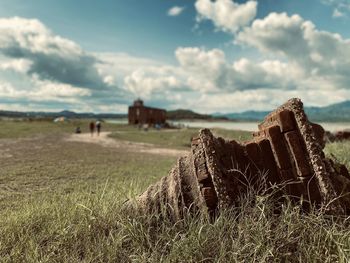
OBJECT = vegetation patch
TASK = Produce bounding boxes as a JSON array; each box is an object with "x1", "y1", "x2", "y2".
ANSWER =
[
  {"x1": 109, "y1": 127, "x2": 251, "y2": 149},
  {"x1": 1, "y1": 121, "x2": 350, "y2": 262}
]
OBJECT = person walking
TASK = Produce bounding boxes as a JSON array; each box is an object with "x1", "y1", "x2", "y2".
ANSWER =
[
  {"x1": 89, "y1": 121, "x2": 95, "y2": 137},
  {"x1": 96, "y1": 121, "x2": 101, "y2": 136}
]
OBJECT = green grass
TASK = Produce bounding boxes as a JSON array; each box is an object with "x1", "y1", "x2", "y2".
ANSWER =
[
  {"x1": 109, "y1": 127, "x2": 252, "y2": 149},
  {"x1": 2, "y1": 182, "x2": 350, "y2": 262},
  {"x1": 1, "y1": 120, "x2": 350, "y2": 262},
  {"x1": 0, "y1": 119, "x2": 120, "y2": 139},
  {"x1": 325, "y1": 141, "x2": 350, "y2": 168}
]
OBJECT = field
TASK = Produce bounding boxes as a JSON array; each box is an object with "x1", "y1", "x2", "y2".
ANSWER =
[{"x1": 1, "y1": 119, "x2": 350, "y2": 262}]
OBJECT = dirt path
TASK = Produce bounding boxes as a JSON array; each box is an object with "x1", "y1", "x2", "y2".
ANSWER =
[{"x1": 65, "y1": 132, "x2": 188, "y2": 157}]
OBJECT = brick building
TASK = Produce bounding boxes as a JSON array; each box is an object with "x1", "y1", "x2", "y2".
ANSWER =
[{"x1": 128, "y1": 99, "x2": 166, "y2": 125}]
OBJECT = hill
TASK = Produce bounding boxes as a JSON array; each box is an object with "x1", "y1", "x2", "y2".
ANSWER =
[
  {"x1": 215, "y1": 100, "x2": 350, "y2": 122},
  {"x1": 305, "y1": 100, "x2": 350, "y2": 122},
  {"x1": 166, "y1": 109, "x2": 227, "y2": 120},
  {"x1": 166, "y1": 109, "x2": 212, "y2": 120},
  {"x1": 213, "y1": 110, "x2": 269, "y2": 121},
  {"x1": 1, "y1": 100, "x2": 350, "y2": 122},
  {"x1": 0, "y1": 110, "x2": 126, "y2": 119}
]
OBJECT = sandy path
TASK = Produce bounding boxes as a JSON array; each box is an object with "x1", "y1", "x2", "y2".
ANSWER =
[{"x1": 65, "y1": 132, "x2": 188, "y2": 157}]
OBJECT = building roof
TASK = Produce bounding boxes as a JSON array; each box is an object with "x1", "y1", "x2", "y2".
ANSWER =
[{"x1": 130, "y1": 99, "x2": 166, "y2": 112}]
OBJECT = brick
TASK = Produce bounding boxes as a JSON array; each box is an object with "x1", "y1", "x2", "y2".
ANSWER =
[
  {"x1": 245, "y1": 142, "x2": 263, "y2": 185},
  {"x1": 221, "y1": 153, "x2": 236, "y2": 169},
  {"x1": 201, "y1": 187, "x2": 218, "y2": 209},
  {"x1": 285, "y1": 131, "x2": 311, "y2": 177},
  {"x1": 132, "y1": 98, "x2": 350, "y2": 218},
  {"x1": 246, "y1": 142, "x2": 262, "y2": 166},
  {"x1": 280, "y1": 169, "x2": 303, "y2": 196},
  {"x1": 266, "y1": 125, "x2": 292, "y2": 170},
  {"x1": 230, "y1": 141, "x2": 250, "y2": 170},
  {"x1": 280, "y1": 169, "x2": 296, "y2": 181},
  {"x1": 192, "y1": 143, "x2": 210, "y2": 183},
  {"x1": 278, "y1": 110, "x2": 295, "y2": 132},
  {"x1": 258, "y1": 139, "x2": 280, "y2": 184},
  {"x1": 196, "y1": 164, "x2": 210, "y2": 182}
]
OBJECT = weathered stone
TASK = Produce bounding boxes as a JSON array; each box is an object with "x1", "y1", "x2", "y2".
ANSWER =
[
  {"x1": 257, "y1": 139, "x2": 280, "y2": 184},
  {"x1": 127, "y1": 98, "x2": 350, "y2": 218},
  {"x1": 284, "y1": 131, "x2": 311, "y2": 177},
  {"x1": 201, "y1": 187, "x2": 218, "y2": 209},
  {"x1": 278, "y1": 110, "x2": 296, "y2": 133},
  {"x1": 266, "y1": 126, "x2": 293, "y2": 170}
]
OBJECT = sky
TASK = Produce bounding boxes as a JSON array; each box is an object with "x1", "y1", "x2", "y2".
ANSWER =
[{"x1": 0, "y1": 0, "x2": 350, "y2": 113}]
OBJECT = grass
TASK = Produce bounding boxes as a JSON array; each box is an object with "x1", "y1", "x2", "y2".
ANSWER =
[
  {"x1": 0, "y1": 119, "x2": 117, "y2": 139},
  {"x1": 109, "y1": 127, "x2": 252, "y2": 149},
  {"x1": 325, "y1": 141, "x2": 350, "y2": 168},
  {"x1": 2, "y1": 182, "x2": 350, "y2": 262},
  {"x1": 1, "y1": 120, "x2": 350, "y2": 262}
]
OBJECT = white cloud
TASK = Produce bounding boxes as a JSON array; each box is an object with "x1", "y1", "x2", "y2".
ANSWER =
[
  {"x1": 236, "y1": 13, "x2": 309, "y2": 57},
  {"x1": 32, "y1": 78, "x2": 91, "y2": 99},
  {"x1": 0, "y1": 82, "x2": 25, "y2": 98},
  {"x1": 0, "y1": 73, "x2": 124, "y2": 113},
  {"x1": 123, "y1": 69, "x2": 183, "y2": 99},
  {"x1": 0, "y1": 17, "x2": 116, "y2": 90},
  {"x1": 189, "y1": 88, "x2": 350, "y2": 113},
  {"x1": 0, "y1": 59, "x2": 32, "y2": 73},
  {"x1": 176, "y1": 47, "x2": 226, "y2": 91},
  {"x1": 0, "y1": 78, "x2": 90, "y2": 103},
  {"x1": 322, "y1": 0, "x2": 350, "y2": 18},
  {"x1": 175, "y1": 47, "x2": 300, "y2": 92},
  {"x1": 0, "y1": 17, "x2": 134, "y2": 112},
  {"x1": 167, "y1": 6, "x2": 185, "y2": 17},
  {"x1": 96, "y1": 53, "x2": 190, "y2": 101},
  {"x1": 195, "y1": 0, "x2": 257, "y2": 33},
  {"x1": 333, "y1": 8, "x2": 345, "y2": 17},
  {"x1": 95, "y1": 53, "x2": 163, "y2": 73},
  {"x1": 103, "y1": 75, "x2": 115, "y2": 86},
  {"x1": 1, "y1": 11, "x2": 350, "y2": 114},
  {"x1": 236, "y1": 12, "x2": 350, "y2": 90}
]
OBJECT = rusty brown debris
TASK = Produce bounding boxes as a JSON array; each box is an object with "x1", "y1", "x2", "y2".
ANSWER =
[{"x1": 127, "y1": 98, "x2": 350, "y2": 219}]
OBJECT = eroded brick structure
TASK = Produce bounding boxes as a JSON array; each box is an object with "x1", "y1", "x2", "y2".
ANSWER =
[
  {"x1": 128, "y1": 98, "x2": 350, "y2": 219},
  {"x1": 128, "y1": 99, "x2": 166, "y2": 125}
]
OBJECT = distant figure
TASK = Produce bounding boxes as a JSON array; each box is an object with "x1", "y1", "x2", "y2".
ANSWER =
[
  {"x1": 89, "y1": 121, "x2": 95, "y2": 136},
  {"x1": 75, "y1": 126, "x2": 81, "y2": 134},
  {"x1": 96, "y1": 121, "x2": 101, "y2": 136}
]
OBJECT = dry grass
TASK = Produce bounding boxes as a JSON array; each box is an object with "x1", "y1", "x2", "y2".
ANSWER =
[{"x1": 1, "y1": 120, "x2": 350, "y2": 262}]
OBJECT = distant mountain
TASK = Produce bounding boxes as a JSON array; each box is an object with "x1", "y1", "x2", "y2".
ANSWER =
[
  {"x1": 1, "y1": 100, "x2": 350, "y2": 122},
  {"x1": 0, "y1": 110, "x2": 127, "y2": 119},
  {"x1": 167, "y1": 109, "x2": 227, "y2": 120},
  {"x1": 213, "y1": 110, "x2": 269, "y2": 121},
  {"x1": 305, "y1": 100, "x2": 350, "y2": 122},
  {"x1": 214, "y1": 100, "x2": 350, "y2": 122},
  {"x1": 167, "y1": 109, "x2": 211, "y2": 120}
]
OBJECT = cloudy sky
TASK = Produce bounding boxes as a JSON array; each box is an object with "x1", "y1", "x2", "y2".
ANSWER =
[{"x1": 0, "y1": 0, "x2": 350, "y2": 113}]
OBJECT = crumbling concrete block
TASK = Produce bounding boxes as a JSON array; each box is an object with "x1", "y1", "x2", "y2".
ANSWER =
[{"x1": 128, "y1": 98, "x2": 350, "y2": 219}]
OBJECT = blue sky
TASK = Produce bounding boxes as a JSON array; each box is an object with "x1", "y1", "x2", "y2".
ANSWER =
[{"x1": 0, "y1": 0, "x2": 350, "y2": 113}]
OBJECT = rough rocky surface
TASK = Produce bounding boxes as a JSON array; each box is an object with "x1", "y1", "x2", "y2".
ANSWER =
[{"x1": 128, "y1": 98, "x2": 350, "y2": 218}]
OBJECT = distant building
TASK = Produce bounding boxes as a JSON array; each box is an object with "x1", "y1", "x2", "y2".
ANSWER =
[{"x1": 128, "y1": 99, "x2": 166, "y2": 125}]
